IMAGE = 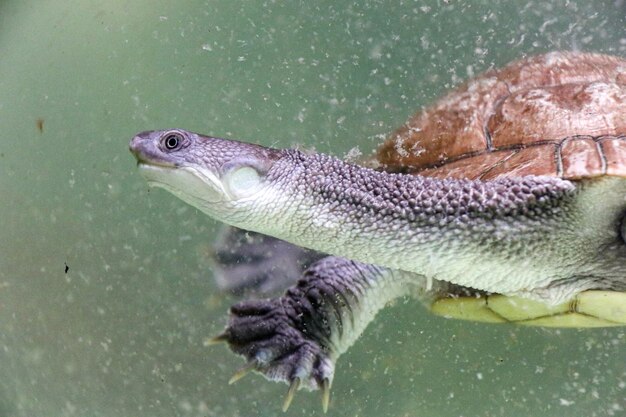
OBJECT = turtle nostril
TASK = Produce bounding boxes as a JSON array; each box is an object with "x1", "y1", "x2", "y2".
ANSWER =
[{"x1": 129, "y1": 136, "x2": 142, "y2": 154}]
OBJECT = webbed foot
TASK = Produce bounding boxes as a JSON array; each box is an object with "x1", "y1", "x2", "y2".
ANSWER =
[{"x1": 211, "y1": 296, "x2": 334, "y2": 412}]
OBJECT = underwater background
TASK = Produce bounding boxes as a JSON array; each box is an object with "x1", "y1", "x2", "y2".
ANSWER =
[{"x1": 0, "y1": 1, "x2": 624, "y2": 416}]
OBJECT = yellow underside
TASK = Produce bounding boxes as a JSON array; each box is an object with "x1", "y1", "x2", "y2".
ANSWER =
[{"x1": 430, "y1": 290, "x2": 626, "y2": 327}]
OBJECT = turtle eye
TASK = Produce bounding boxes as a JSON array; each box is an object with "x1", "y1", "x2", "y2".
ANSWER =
[{"x1": 162, "y1": 133, "x2": 182, "y2": 151}]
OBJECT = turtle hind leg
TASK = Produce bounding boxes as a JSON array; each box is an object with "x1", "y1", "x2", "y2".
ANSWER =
[{"x1": 211, "y1": 226, "x2": 324, "y2": 296}]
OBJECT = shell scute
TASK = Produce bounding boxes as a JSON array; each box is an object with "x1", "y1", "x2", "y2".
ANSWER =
[
  {"x1": 488, "y1": 82, "x2": 626, "y2": 148},
  {"x1": 600, "y1": 136, "x2": 626, "y2": 177},
  {"x1": 560, "y1": 136, "x2": 604, "y2": 179},
  {"x1": 481, "y1": 144, "x2": 559, "y2": 180},
  {"x1": 377, "y1": 52, "x2": 626, "y2": 180}
]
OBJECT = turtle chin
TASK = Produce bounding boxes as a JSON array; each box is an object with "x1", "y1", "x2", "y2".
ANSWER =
[{"x1": 137, "y1": 163, "x2": 227, "y2": 205}]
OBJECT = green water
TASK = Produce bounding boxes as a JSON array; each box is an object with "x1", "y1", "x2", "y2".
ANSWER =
[{"x1": 1, "y1": 1, "x2": 624, "y2": 416}]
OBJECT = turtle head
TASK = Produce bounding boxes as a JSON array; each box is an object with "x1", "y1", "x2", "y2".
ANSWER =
[{"x1": 129, "y1": 129, "x2": 283, "y2": 223}]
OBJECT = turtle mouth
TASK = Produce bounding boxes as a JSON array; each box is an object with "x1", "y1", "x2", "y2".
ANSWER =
[
  {"x1": 136, "y1": 160, "x2": 176, "y2": 169},
  {"x1": 136, "y1": 163, "x2": 176, "y2": 188},
  {"x1": 137, "y1": 160, "x2": 176, "y2": 172},
  {"x1": 137, "y1": 163, "x2": 228, "y2": 204}
]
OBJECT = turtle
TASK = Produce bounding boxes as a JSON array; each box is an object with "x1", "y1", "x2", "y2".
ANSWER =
[{"x1": 129, "y1": 51, "x2": 626, "y2": 412}]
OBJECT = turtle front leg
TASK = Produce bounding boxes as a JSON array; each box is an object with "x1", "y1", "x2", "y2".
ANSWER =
[
  {"x1": 210, "y1": 256, "x2": 416, "y2": 412},
  {"x1": 211, "y1": 226, "x2": 324, "y2": 296}
]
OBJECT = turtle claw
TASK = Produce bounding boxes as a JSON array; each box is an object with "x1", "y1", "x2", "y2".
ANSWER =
[
  {"x1": 321, "y1": 378, "x2": 331, "y2": 413},
  {"x1": 204, "y1": 331, "x2": 229, "y2": 346},
  {"x1": 228, "y1": 362, "x2": 255, "y2": 385},
  {"x1": 216, "y1": 296, "x2": 337, "y2": 409},
  {"x1": 282, "y1": 377, "x2": 301, "y2": 412},
  {"x1": 281, "y1": 376, "x2": 331, "y2": 413}
]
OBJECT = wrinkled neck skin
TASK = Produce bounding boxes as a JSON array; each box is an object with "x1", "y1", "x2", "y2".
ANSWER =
[{"x1": 204, "y1": 149, "x2": 623, "y2": 302}]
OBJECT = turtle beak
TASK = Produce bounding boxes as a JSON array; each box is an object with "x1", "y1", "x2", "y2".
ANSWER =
[
  {"x1": 129, "y1": 131, "x2": 152, "y2": 162},
  {"x1": 129, "y1": 131, "x2": 176, "y2": 168}
]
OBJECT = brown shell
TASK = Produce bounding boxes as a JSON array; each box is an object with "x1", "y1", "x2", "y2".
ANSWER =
[{"x1": 377, "y1": 52, "x2": 626, "y2": 180}]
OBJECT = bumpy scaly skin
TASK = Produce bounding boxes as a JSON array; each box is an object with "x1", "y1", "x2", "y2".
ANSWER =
[
  {"x1": 258, "y1": 150, "x2": 624, "y2": 299},
  {"x1": 262, "y1": 151, "x2": 585, "y2": 295}
]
